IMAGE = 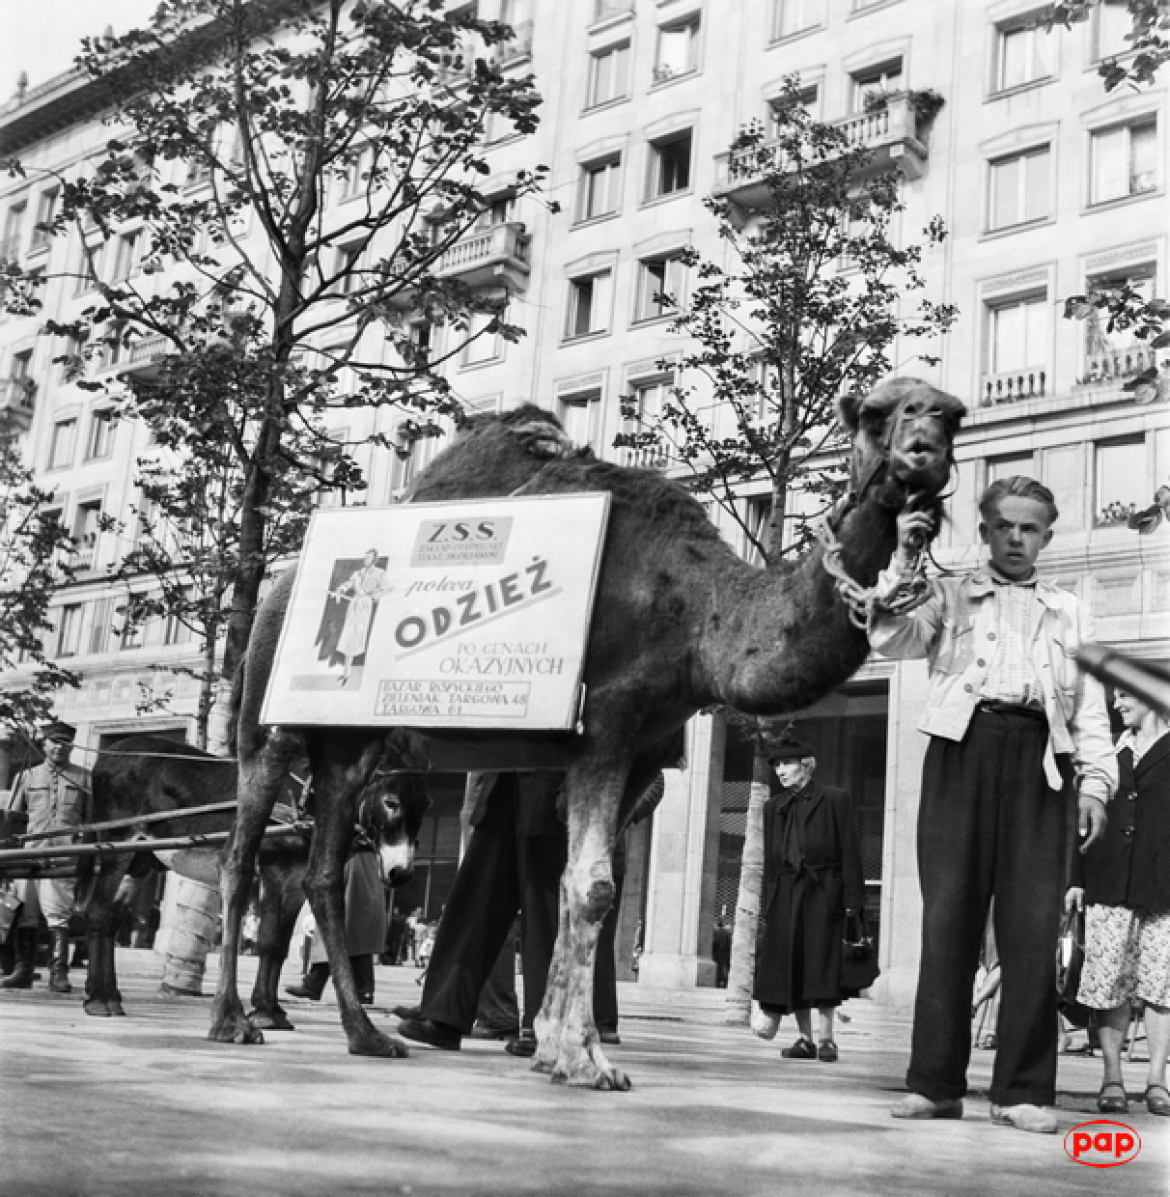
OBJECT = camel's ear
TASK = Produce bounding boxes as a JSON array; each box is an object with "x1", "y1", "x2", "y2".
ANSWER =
[{"x1": 837, "y1": 393, "x2": 862, "y2": 434}]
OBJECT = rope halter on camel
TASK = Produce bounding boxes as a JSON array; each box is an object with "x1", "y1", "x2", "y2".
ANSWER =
[{"x1": 816, "y1": 500, "x2": 932, "y2": 631}]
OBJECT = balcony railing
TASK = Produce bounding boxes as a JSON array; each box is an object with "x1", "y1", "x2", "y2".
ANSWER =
[
  {"x1": 116, "y1": 332, "x2": 171, "y2": 381},
  {"x1": 713, "y1": 93, "x2": 929, "y2": 207},
  {"x1": 1077, "y1": 343, "x2": 1164, "y2": 388},
  {"x1": 619, "y1": 445, "x2": 675, "y2": 470},
  {"x1": 980, "y1": 368, "x2": 1048, "y2": 408},
  {"x1": 0, "y1": 377, "x2": 36, "y2": 431},
  {"x1": 435, "y1": 221, "x2": 530, "y2": 291}
]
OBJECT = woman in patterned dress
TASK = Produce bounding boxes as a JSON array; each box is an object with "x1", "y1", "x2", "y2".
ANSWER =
[
  {"x1": 1066, "y1": 688, "x2": 1170, "y2": 1117},
  {"x1": 335, "y1": 548, "x2": 390, "y2": 685}
]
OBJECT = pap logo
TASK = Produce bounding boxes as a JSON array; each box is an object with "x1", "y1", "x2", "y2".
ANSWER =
[{"x1": 1064, "y1": 1120, "x2": 1141, "y2": 1168}]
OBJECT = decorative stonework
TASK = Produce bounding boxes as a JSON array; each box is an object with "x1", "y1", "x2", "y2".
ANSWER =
[{"x1": 980, "y1": 266, "x2": 1048, "y2": 298}]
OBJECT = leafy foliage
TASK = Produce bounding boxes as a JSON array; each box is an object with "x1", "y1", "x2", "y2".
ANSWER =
[
  {"x1": 1048, "y1": 1, "x2": 1170, "y2": 90},
  {"x1": 0, "y1": 0, "x2": 546, "y2": 737},
  {"x1": 618, "y1": 76, "x2": 956, "y2": 563},
  {"x1": 0, "y1": 420, "x2": 77, "y2": 736}
]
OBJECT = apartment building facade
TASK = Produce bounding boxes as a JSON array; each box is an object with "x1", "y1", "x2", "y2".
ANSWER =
[{"x1": 1, "y1": 0, "x2": 1166, "y2": 1002}]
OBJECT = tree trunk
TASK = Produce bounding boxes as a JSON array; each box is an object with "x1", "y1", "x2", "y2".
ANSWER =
[{"x1": 723, "y1": 752, "x2": 770, "y2": 1024}]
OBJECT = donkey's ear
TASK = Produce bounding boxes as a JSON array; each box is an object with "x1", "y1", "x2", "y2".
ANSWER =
[
  {"x1": 385, "y1": 727, "x2": 431, "y2": 772},
  {"x1": 837, "y1": 393, "x2": 862, "y2": 434}
]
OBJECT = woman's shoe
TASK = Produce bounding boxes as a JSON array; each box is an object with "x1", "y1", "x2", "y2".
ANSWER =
[
  {"x1": 1145, "y1": 1084, "x2": 1170, "y2": 1116},
  {"x1": 817, "y1": 1039, "x2": 838, "y2": 1062},
  {"x1": 1097, "y1": 1082, "x2": 1129, "y2": 1115},
  {"x1": 781, "y1": 1036, "x2": 817, "y2": 1059}
]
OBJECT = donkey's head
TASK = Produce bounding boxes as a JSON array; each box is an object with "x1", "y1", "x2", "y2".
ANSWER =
[{"x1": 356, "y1": 729, "x2": 431, "y2": 887}]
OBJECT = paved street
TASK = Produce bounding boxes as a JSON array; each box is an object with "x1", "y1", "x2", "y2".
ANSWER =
[{"x1": 1, "y1": 948, "x2": 1165, "y2": 1196}]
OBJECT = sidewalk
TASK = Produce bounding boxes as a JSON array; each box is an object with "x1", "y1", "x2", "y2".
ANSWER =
[{"x1": 1, "y1": 948, "x2": 1162, "y2": 1196}]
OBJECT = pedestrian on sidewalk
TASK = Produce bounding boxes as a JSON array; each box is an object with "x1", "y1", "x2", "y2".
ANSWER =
[
  {"x1": 1066, "y1": 685, "x2": 1170, "y2": 1118},
  {"x1": 751, "y1": 732, "x2": 865, "y2": 1064},
  {"x1": 869, "y1": 476, "x2": 1114, "y2": 1135}
]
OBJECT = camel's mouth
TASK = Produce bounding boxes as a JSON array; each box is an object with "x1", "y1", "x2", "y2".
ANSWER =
[{"x1": 890, "y1": 442, "x2": 950, "y2": 492}]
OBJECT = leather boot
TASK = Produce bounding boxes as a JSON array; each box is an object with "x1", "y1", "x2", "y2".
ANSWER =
[
  {"x1": 49, "y1": 928, "x2": 73, "y2": 994},
  {"x1": 284, "y1": 961, "x2": 329, "y2": 1000},
  {"x1": 0, "y1": 926, "x2": 37, "y2": 989},
  {"x1": 351, "y1": 954, "x2": 375, "y2": 1004}
]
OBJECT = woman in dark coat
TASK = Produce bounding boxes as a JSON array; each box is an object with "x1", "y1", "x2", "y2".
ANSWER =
[
  {"x1": 1066, "y1": 687, "x2": 1170, "y2": 1117},
  {"x1": 753, "y1": 732, "x2": 866, "y2": 1062}
]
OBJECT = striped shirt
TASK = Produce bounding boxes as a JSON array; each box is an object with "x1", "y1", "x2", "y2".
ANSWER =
[{"x1": 981, "y1": 568, "x2": 1042, "y2": 707}]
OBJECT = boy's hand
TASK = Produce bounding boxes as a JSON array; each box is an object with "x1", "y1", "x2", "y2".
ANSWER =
[{"x1": 894, "y1": 509, "x2": 935, "y2": 566}]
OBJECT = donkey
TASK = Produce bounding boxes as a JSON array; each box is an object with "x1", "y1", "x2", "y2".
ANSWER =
[{"x1": 76, "y1": 731, "x2": 430, "y2": 1021}]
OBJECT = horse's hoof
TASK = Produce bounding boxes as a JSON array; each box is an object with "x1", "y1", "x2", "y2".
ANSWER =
[
  {"x1": 348, "y1": 1032, "x2": 409, "y2": 1059},
  {"x1": 83, "y1": 1000, "x2": 112, "y2": 1018}
]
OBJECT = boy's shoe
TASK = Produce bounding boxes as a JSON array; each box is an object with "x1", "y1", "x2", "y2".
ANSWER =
[
  {"x1": 890, "y1": 1093, "x2": 963, "y2": 1120},
  {"x1": 990, "y1": 1103, "x2": 1057, "y2": 1134}
]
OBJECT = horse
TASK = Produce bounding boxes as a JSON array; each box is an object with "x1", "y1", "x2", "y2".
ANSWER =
[{"x1": 76, "y1": 730, "x2": 430, "y2": 1021}]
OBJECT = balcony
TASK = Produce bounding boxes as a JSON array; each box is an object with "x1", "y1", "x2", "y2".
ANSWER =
[
  {"x1": 713, "y1": 93, "x2": 929, "y2": 209},
  {"x1": 619, "y1": 446, "x2": 675, "y2": 471},
  {"x1": 435, "y1": 221, "x2": 530, "y2": 292},
  {"x1": 117, "y1": 332, "x2": 171, "y2": 382},
  {"x1": 980, "y1": 368, "x2": 1048, "y2": 408},
  {"x1": 0, "y1": 377, "x2": 36, "y2": 432},
  {"x1": 1077, "y1": 343, "x2": 1166, "y2": 391}
]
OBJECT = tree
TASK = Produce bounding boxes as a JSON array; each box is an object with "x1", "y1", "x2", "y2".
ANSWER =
[
  {"x1": 0, "y1": 412, "x2": 77, "y2": 738},
  {"x1": 1, "y1": 0, "x2": 545, "y2": 743},
  {"x1": 618, "y1": 77, "x2": 956, "y2": 1021},
  {"x1": 1049, "y1": 1, "x2": 1170, "y2": 90}
]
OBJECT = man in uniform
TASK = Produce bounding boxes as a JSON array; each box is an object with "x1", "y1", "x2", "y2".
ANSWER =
[{"x1": 1, "y1": 721, "x2": 92, "y2": 992}]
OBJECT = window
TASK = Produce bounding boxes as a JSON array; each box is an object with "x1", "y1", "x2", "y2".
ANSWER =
[
  {"x1": 118, "y1": 604, "x2": 145, "y2": 651},
  {"x1": 988, "y1": 146, "x2": 1051, "y2": 230},
  {"x1": 1, "y1": 201, "x2": 25, "y2": 261},
  {"x1": 48, "y1": 417, "x2": 77, "y2": 470},
  {"x1": 566, "y1": 270, "x2": 614, "y2": 339},
  {"x1": 986, "y1": 292, "x2": 1049, "y2": 385},
  {"x1": 593, "y1": 0, "x2": 633, "y2": 19},
  {"x1": 88, "y1": 597, "x2": 113, "y2": 655},
  {"x1": 1090, "y1": 119, "x2": 1159, "y2": 205},
  {"x1": 111, "y1": 230, "x2": 142, "y2": 281},
  {"x1": 72, "y1": 500, "x2": 103, "y2": 569},
  {"x1": 387, "y1": 423, "x2": 418, "y2": 497},
  {"x1": 654, "y1": 17, "x2": 700, "y2": 83},
  {"x1": 768, "y1": 85, "x2": 820, "y2": 131},
  {"x1": 634, "y1": 254, "x2": 686, "y2": 322},
  {"x1": 577, "y1": 156, "x2": 622, "y2": 221},
  {"x1": 850, "y1": 59, "x2": 903, "y2": 112},
  {"x1": 462, "y1": 310, "x2": 501, "y2": 367},
  {"x1": 587, "y1": 41, "x2": 630, "y2": 108},
  {"x1": 1096, "y1": 1, "x2": 1133, "y2": 61},
  {"x1": 85, "y1": 409, "x2": 117, "y2": 461},
  {"x1": 476, "y1": 194, "x2": 516, "y2": 229},
  {"x1": 8, "y1": 349, "x2": 34, "y2": 405},
  {"x1": 56, "y1": 604, "x2": 84, "y2": 659},
  {"x1": 558, "y1": 391, "x2": 601, "y2": 451},
  {"x1": 647, "y1": 130, "x2": 693, "y2": 200},
  {"x1": 335, "y1": 243, "x2": 364, "y2": 296},
  {"x1": 30, "y1": 188, "x2": 58, "y2": 252},
  {"x1": 1095, "y1": 436, "x2": 1146, "y2": 525},
  {"x1": 341, "y1": 145, "x2": 374, "y2": 200},
  {"x1": 995, "y1": 20, "x2": 1054, "y2": 92},
  {"x1": 164, "y1": 603, "x2": 194, "y2": 647},
  {"x1": 772, "y1": 0, "x2": 823, "y2": 40},
  {"x1": 1082, "y1": 265, "x2": 1156, "y2": 376},
  {"x1": 624, "y1": 376, "x2": 674, "y2": 468},
  {"x1": 74, "y1": 239, "x2": 105, "y2": 295}
]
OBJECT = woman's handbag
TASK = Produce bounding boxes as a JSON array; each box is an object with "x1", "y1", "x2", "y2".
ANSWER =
[
  {"x1": 840, "y1": 910, "x2": 880, "y2": 991},
  {"x1": 1056, "y1": 907, "x2": 1093, "y2": 1029}
]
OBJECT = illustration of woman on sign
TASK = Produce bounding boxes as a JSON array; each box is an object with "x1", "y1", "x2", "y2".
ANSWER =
[{"x1": 315, "y1": 549, "x2": 391, "y2": 687}]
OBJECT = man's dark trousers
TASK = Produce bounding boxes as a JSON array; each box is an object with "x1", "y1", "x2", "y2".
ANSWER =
[{"x1": 907, "y1": 706, "x2": 1066, "y2": 1108}]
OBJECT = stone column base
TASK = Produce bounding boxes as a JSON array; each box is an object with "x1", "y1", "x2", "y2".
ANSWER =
[{"x1": 636, "y1": 952, "x2": 717, "y2": 989}]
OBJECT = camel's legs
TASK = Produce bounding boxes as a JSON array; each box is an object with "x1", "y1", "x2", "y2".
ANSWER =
[
  {"x1": 303, "y1": 762, "x2": 407, "y2": 1059},
  {"x1": 247, "y1": 862, "x2": 304, "y2": 1031},
  {"x1": 208, "y1": 732, "x2": 296, "y2": 1045},
  {"x1": 533, "y1": 751, "x2": 631, "y2": 1090}
]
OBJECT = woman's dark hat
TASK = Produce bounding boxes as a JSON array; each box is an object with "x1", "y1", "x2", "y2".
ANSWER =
[{"x1": 762, "y1": 732, "x2": 815, "y2": 762}]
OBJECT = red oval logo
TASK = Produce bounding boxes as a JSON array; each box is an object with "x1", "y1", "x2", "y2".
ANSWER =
[{"x1": 1064, "y1": 1120, "x2": 1141, "y2": 1168}]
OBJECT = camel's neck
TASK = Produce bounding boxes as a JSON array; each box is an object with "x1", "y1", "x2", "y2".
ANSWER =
[{"x1": 703, "y1": 493, "x2": 901, "y2": 716}]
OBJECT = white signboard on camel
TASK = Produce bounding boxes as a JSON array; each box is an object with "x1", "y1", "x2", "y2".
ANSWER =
[{"x1": 261, "y1": 493, "x2": 611, "y2": 730}]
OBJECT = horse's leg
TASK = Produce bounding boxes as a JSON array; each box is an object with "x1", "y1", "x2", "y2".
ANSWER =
[
  {"x1": 247, "y1": 861, "x2": 303, "y2": 1032},
  {"x1": 208, "y1": 730, "x2": 296, "y2": 1046},
  {"x1": 306, "y1": 769, "x2": 406, "y2": 1059},
  {"x1": 81, "y1": 854, "x2": 133, "y2": 1018},
  {"x1": 533, "y1": 745, "x2": 631, "y2": 1090}
]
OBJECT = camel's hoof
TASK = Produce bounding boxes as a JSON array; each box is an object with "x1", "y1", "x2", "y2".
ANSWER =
[
  {"x1": 248, "y1": 1008, "x2": 295, "y2": 1032},
  {"x1": 208, "y1": 1017, "x2": 265, "y2": 1046},
  {"x1": 552, "y1": 1066, "x2": 632, "y2": 1091},
  {"x1": 348, "y1": 1031, "x2": 410, "y2": 1059},
  {"x1": 109, "y1": 1000, "x2": 126, "y2": 1017},
  {"x1": 83, "y1": 1000, "x2": 112, "y2": 1018},
  {"x1": 159, "y1": 983, "x2": 206, "y2": 999}
]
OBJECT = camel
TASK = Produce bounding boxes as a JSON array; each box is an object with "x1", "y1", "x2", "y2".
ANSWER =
[
  {"x1": 77, "y1": 731, "x2": 430, "y2": 1021},
  {"x1": 209, "y1": 377, "x2": 965, "y2": 1088}
]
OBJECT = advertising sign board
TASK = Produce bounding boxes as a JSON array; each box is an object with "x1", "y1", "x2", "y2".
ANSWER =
[{"x1": 261, "y1": 493, "x2": 610, "y2": 730}]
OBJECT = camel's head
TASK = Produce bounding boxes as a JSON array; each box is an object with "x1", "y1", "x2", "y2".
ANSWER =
[
  {"x1": 357, "y1": 729, "x2": 431, "y2": 887},
  {"x1": 839, "y1": 378, "x2": 966, "y2": 509}
]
